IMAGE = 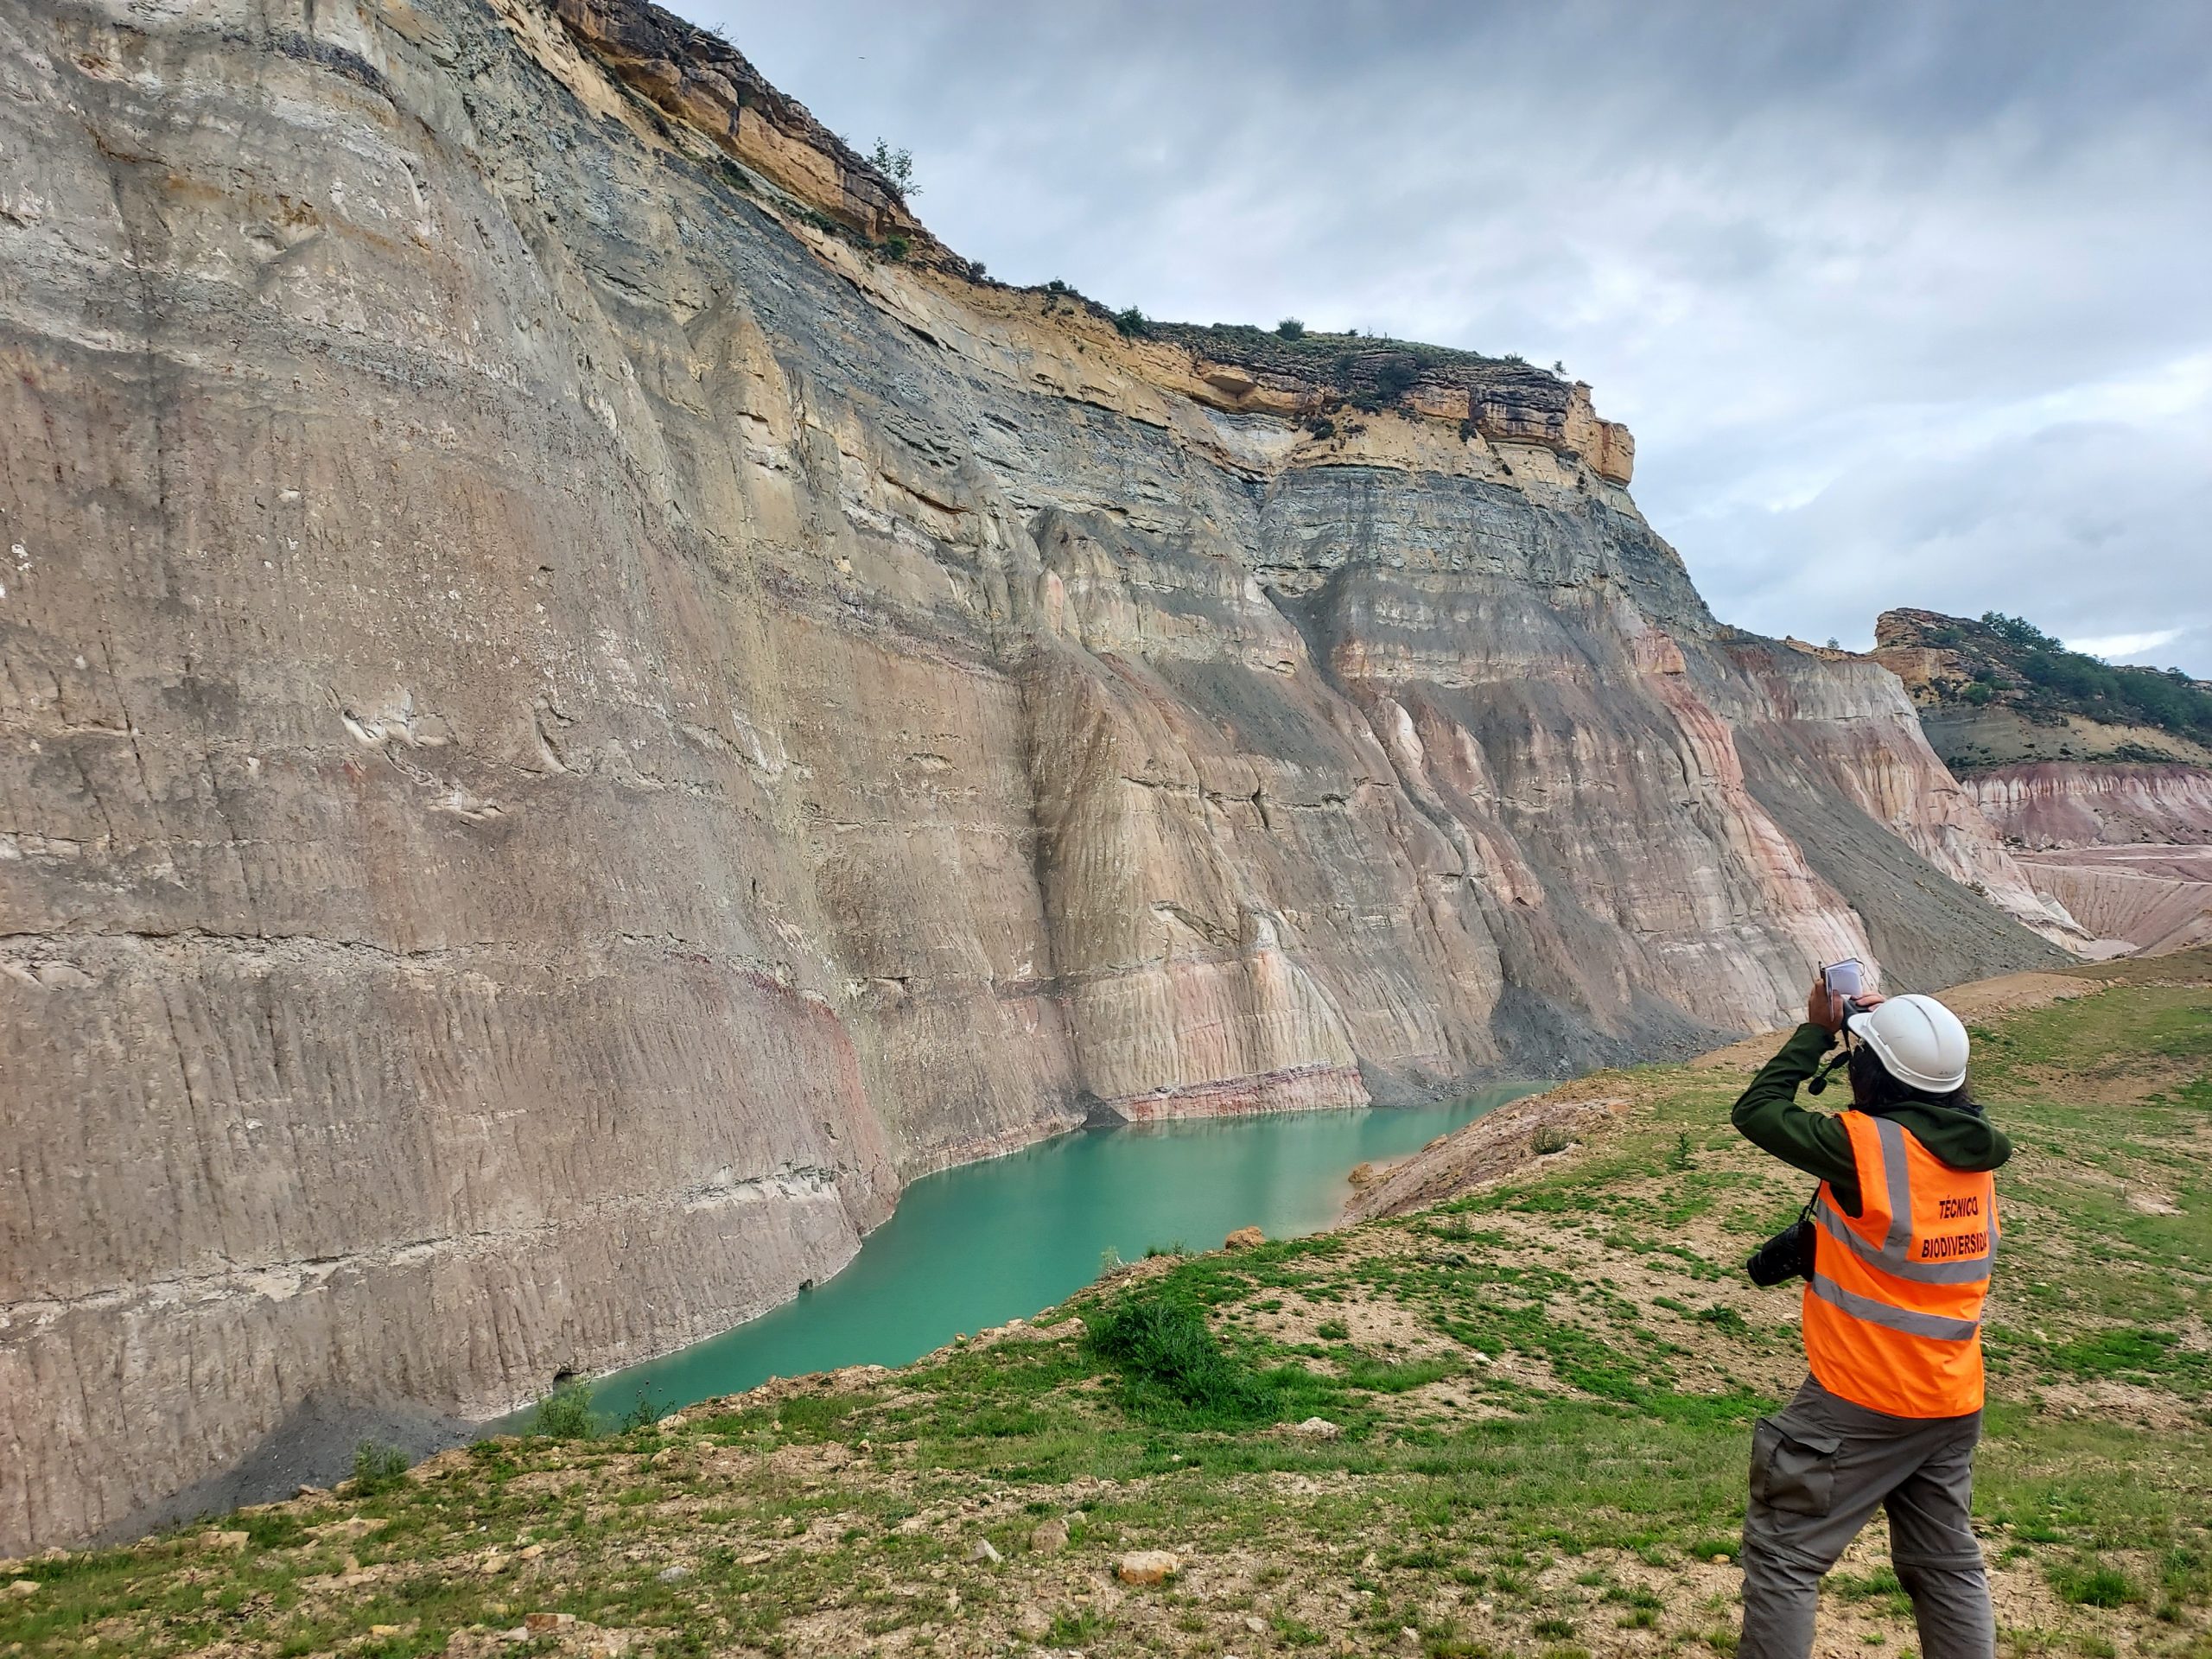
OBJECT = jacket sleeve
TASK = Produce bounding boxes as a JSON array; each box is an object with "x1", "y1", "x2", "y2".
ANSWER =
[{"x1": 1730, "y1": 1023, "x2": 1861, "y2": 1210}]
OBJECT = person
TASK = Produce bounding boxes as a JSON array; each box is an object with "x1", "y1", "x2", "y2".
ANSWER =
[{"x1": 1727, "y1": 973, "x2": 2011, "y2": 1659}]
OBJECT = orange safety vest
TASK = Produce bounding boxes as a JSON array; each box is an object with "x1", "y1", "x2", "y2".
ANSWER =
[{"x1": 1802, "y1": 1109, "x2": 1998, "y2": 1419}]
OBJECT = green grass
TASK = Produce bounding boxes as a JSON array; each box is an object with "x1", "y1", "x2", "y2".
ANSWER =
[
  {"x1": 1084, "y1": 1287, "x2": 1295, "y2": 1426},
  {"x1": 350, "y1": 1440, "x2": 410, "y2": 1496},
  {"x1": 2049, "y1": 1559, "x2": 2136, "y2": 1609}
]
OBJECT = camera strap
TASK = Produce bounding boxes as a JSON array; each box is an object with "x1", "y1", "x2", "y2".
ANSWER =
[{"x1": 1804, "y1": 1046, "x2": 1852, "y2": 1096}]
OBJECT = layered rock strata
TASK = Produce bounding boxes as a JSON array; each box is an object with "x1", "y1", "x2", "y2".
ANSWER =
[
  {"x1": 2014, "y1": 848, "x2": 2212, "y2": 957},
  {"x1": 0, "y1": 0, "x2": 2060, "y2": 1551},
  {"x1": 1968, "y1": 767, "x2": 2212, "y2": 957},
  {"x1": 1966, "y1": 764, "x2": 2212, "y2": 849}
]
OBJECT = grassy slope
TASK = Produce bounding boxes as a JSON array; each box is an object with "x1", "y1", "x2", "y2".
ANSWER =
[{"x1": 4, "y1": 957, "x2": 2209, "y2": 1659}]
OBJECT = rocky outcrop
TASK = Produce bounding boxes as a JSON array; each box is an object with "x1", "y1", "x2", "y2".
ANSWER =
[
  {"x1": 1145, "y1": 326, "x2": 1636, "y2": 485},
  {"x1": 0, "y1": 0, "x2": 2060, "y2": 1552},
  {"x1": 1698, "y1": 639, "x2": 2094, "y2": 953},
  {"x1": 1872, "y1": 608, "x2": 2212, "y2": 772},
  {"x1": 1344, "y1": 1089, "x2": 1633, "y2": 1224},
  {"x1": 541, "y1": 0, "x2": 939, "y2": 255}
]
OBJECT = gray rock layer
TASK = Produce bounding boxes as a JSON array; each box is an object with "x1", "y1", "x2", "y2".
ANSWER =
[{"x1": 0, "y1": 0, "x2": 2057, "y2": 1551}]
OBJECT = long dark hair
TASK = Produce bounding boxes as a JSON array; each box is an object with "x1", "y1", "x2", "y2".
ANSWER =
[{"x1": 1848, "y1": 1040, "x2": 1977, "y2": 1115}]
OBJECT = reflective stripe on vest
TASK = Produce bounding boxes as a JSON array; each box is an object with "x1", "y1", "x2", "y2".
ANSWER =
[
  {"x1": 1812, "y1": 1203, "x2": 1990, "y2": 1284},
  {"x1": 1808, "y1": 1272, "x2": 1983, "y2": 1341},
  {"x1": 1801, "y1": 1109, "x2": 1998, "y2": 1418}
]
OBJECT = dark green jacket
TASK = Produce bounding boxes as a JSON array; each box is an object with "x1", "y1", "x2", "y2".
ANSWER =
[{"x1": 1730, "y1": 1023, "x2": 2012, "y2": 1216}]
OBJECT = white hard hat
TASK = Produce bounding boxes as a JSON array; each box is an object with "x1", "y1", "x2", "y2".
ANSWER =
[{"x1": 1846, "y1": 994, "x2": 1970, "y2": 1095}]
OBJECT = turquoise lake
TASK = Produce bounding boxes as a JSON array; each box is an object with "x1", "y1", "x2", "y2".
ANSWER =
[{"x1": 587, "y1": 1086, "x2": 1534, "y2": 1421}]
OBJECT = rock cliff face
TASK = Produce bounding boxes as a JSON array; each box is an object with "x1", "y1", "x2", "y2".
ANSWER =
[
  {"x1": 1964, "y1": 767, "x2": 2212, "y2": 957},
  {"x1": 0, "y1": 0, "x2": 2062, "y2": 1551},
  {"x1": 1966, "y1": 764, "x2": 2212, "y2": 849},
  {"x1": 2012, "y1": 847, "x2": 2212, "y2": 957}
]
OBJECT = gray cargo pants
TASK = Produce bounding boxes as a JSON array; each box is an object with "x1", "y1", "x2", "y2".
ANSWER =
[{"x1": 1740, "y1": 1375, "x2": 1993, "y2": 1659}]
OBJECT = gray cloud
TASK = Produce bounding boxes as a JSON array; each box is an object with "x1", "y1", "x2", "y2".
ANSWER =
[{"x1": 695, "y1": 0, "x2": 2212, "y2": 673}]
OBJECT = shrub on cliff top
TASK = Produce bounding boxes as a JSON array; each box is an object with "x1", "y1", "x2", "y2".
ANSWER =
[
  {"x1": 866, "y1": 138, "x2": 918, "y2": 198},
  {"x1": 1981, "y1": 610, "x2": 2062, "y2": 652},
  {"x1": 1373, "y1": 357, "x2": 1420, "y2": 399},
  {"x1": 1275, "y1": 317, "x2": 1306, "y2": 340}
]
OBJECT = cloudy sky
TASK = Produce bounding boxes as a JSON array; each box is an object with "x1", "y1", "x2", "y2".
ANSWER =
[{"x1": 692, "y1": 1, "x2": 2212, "y2": 675}]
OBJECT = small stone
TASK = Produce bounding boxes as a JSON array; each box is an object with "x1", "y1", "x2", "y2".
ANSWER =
[
  {"x1": 7, "y1": 1581, "x2": 38, "y2": 1599},
  {"x1": 1247, "y1": 1613, "x2": 1267, "y2": 1631},
  {"x1": 1116, "y1": 1549, "x2": 1179, "y2": 1586},
  {"x1": 480, "y1": 1553, "x2": 508, "y2": 1576},
  {"x1": 656, "y1": 1564, "x2": 691, "y2": 1583},
  {"x1": 970, "y1": 1537, "x2": 1002, "y2": 1564},
  {"x1": 343, "y1": 1554, "x2": 360, "y2": 1575},
  {"x1": 741, "y1": 1550, "x2": 772, "y2": 1566},
  {"x1": 199, "y1": 1529, "x2": 250, "y2": 1554},
  {"x1": 518, "y1": 1543, "x2": 547, "y2": 1560},
  {"x1": 1292, "y1": 1416, "x2": 1341, "y2": 1440},
  {"x1": 1224, "y1": 1225, "x2": 1265, "y2": 1250},
  {"x1": 524, "y1": 1612, "x2": 574, "y2": 1632},
  {"x1": 1029, "y1": 1518, "x2": 1069, "y2": 1555},
  {"x1": 1711, "y1": 1552, "x2": 1732, "y2": 1565},
  {"x1": 295, "y1": 1484, "x2": 328, "y2": 1500},
  {"x1": 371, "y1": 1627, "x2": 401, "y2": 1638},
  {"x1": 1402, "y1": 1626, "x2": 1421, "y2": 1641}
]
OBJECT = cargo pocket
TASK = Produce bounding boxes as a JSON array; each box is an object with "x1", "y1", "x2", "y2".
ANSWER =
[{"x1": 1749, "y1": 1417, "x2": 1840, "y2": 1516}]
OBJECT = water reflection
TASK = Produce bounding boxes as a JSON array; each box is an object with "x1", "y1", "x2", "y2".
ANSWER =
[{"x1": 588, "y1": 1086, "x2": 1533, "y2": 1419}]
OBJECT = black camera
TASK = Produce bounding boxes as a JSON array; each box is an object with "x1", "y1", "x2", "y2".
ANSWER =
[{"x1": 1745, "y1": 1212, "x2": 1814, "y2": 1287}]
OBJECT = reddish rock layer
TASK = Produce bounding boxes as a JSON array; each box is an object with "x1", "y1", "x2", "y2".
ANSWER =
[{"x1": 1966, "y1": 764, "x2": 2212, "y2": 849}]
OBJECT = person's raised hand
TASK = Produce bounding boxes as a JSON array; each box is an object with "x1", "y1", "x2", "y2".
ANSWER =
[{"x1": 1808, "y1": 975, "x2": 1844, "y2": 1034}]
